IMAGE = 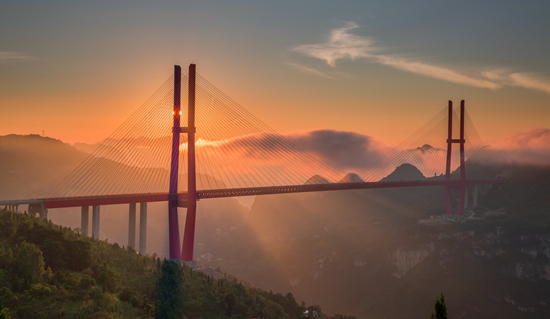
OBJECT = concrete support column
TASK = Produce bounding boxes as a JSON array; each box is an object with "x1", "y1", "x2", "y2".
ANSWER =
[
  {"x1": 128, "y1": 203, "x2": 136, "y2": 249},
  {"x1": 139, "y1": 202, "x2": 147, "y2": 255},
  {"x1": 464, "y1": 186, "x2": 469, "y2": 209},
  {"x1": 81, "y1": 206, "x2": 89, "y2": 236},
  {"x1": 92, "y1": 205, "x2": 100, "y2": 239},
  {"x1": 39, "y1": 208, "x2": 48, "y2": 221},
  {"x1": 473, "y1": 184, "x2": 479, "y2": 208}
]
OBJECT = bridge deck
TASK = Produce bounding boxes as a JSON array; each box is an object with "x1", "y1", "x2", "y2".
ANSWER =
[{"x1": 0, "y1": 179, "x2": 502, "y2": 209}]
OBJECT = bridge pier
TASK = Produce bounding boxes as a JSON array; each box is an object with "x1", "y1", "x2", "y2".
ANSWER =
[
  {"x1": 6, "y1": 204, "x2": 19, "y2": 213},
  {"x1": 463, "y1": 185, "x2": 479, "y2": 209},
  {"x1": 39, "y1": 207, "x2": 48, "y2": 221},
  {"x1": 139, "y1": 202, "x2": 147, "y2": 254},
  {"x1": 128, "y1": 203, "x2": 136, "y2": 249},
  {"x1": 81, "y1": 206, "x2": 89, "y2": 236},
  {"x1": 464, "y1": 186, "x2": 469, "y2": 209},
  {"x1": 92, "y1": 205, "x2": 100, "y2": 239},
  {"x1": 128, "y1": 202, "x2": 147, "y2": 253},
  {"x1": 28, "y1": 203, "x2": 47, "y2": 220},
  {"x1": 473, "y1": 184, "x2": 478, "y2": 208}
]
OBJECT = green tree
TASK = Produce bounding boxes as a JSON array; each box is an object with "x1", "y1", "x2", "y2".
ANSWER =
[
  {"x1": 0, "y1": 307, "x2": 12, "y2": 319},
  {"x1": 13, "y1": 242, "x2": 46, "y2": 291},
  {"x1": 155, "y1": 260, "x2": 184, "y2": 319},
  {"x1": 0, "y1": 287, "x2": 17, "y2": 309},
  {"x1": 430, "y1": 293, "x2": 448, "y2": 319}
]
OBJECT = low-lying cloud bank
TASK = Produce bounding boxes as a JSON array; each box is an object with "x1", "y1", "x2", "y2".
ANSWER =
[
  {"x1": 472, "y1": 128, "x2": 550, "y2": 166},
  {"x1": 190, "y1": 129, "x2": 392, "y2": 181},
  {"x1": 75, "y1": 127, "x2": 550, "y2": 189},
  {"x1": 275, "y1": 129, "x2": 390, "y2": 171}
]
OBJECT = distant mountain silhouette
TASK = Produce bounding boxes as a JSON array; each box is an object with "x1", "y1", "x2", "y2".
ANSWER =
[
  {"x1": 0, "y1": 134, "x2": 88, "y2": 200},
  {"x1": 304, "y1": 174, "x2": 331, "y2": 185},
  {"x1": 380, "y1": 163, "x2": 425, "y2": 182},
  {"x1": 414, "y1": 144, "x2": 444, "y2": 154},
  {"x1": 338, "y1": 173, "x2": 364, "y2": 183},
  {"x1": 72, "y1": 141, "x2": 100, "y2": 154}
]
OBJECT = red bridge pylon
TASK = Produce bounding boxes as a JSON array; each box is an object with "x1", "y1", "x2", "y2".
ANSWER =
[{"x1": 444, "y1": 100, "x2": 467, "y2": 216}]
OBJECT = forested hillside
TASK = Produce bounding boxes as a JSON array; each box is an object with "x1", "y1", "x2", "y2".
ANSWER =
[{"x1": 0, "y1": 209, "x2": 355, "y2": 319}]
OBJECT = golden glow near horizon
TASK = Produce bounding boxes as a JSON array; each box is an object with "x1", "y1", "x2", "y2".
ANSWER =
[{"x1": 1, "y1": 2, "x2": 549, "y2": 159}]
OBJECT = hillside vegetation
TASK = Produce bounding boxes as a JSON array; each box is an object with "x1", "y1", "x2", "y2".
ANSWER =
[{"x1": 0, "y1": 209, "x2": 355, "y2": 319}]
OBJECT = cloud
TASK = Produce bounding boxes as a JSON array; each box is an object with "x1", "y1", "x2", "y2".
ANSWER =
[
  {"x1": 287, "y1": 62, "x2": 334, "y2": 79},
  {"x1": 291, "y1": 22, "x2": 550, "y2": 94},
  {"x1": 497, "y1": 127, "x2": 550, "y2": 149},
  {"x1": 188, "y1": 130, "x2": 463, "y2": 185},
  {"x1": 195, "y1": 129, "x2": 390, "y2": 171},
  {"x1": 0, "y1": 51, "x2": 34, "y2": 63},
  {"x1": 86, "y1": 130, "x2": 469, "y2": 188},
  {"x1": 292, "y1": 22, "x2": 375, "y2": 67},
  {"x1": 284, "y1": 130, "x2": 390, "y2": 170},
  {"x1": 374, "y1": 55, "x2": 500, "y2": 90},
  {"x1": 472, "y1": 128, "x2": 550, "y2": 165},
  {"x1": 507, "y1": 73, "x2": 550, "y2": 94},
  {"x1": 177, "y1": 130, "x2": 397, "y2": 186},
  {"x1": 481, "y1": 70, "x2": 550, "y2": 94}
]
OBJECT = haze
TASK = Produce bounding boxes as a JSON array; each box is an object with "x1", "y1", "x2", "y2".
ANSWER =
[{"x1": 1, "y1": 1, "x2": 549, "y2": 149}]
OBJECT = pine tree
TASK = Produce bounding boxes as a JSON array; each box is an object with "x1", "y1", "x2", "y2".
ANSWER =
[{"x1": 430, "y1": 293, "x2": 448, "y2": 319}]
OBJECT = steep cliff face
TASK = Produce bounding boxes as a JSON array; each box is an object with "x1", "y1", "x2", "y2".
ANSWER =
[
  {"x1": 196, "y1": 163, "x2": 550, "y2": 319},
  {"x1": 389, "y1": 243, "x2": 435, "y2": 278}
]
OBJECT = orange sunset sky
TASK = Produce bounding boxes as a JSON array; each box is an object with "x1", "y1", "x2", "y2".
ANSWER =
[{"x1": 1, "y1": 1, "x2": 549, "y2": 152}]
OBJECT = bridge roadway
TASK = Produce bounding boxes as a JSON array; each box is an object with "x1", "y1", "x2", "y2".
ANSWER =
[{"x1": 0, "y1": 178, "x2": 503, "y2": 209}]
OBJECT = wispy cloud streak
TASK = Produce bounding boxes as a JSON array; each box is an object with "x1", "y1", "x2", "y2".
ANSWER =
[
  {"x1": 374, "y1": 55, "x2": 500, "y2": 90},
  {"x1": 291, "y1": 22, "x2": 550, "y2": 94},
  {"x1": 481, "y1": 69, "x2": 550, "y2": 94},
  {"x1": 287, "y1": 62, "x2": 334, "y2": 79},
  {"x1": 0, "y1": 51, "x2": 34, "y2": 63}
]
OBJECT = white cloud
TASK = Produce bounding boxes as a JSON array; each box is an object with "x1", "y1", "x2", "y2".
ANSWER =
[
  {"x1": 291, "y1": 22, "x2": 550, "y2": 94},
  {"x1": 0, "y1": 51, "x2": 34, "y2": 62},
  {"x1": 292, "y1": 22, "x2": 375, "y2": 67},
  {"x1": 287, "y1": 62, "x2": 334, "y2": 79},
  {"x1": 375, "y1": 55, "x2": 501, "y2": 90},
  {"x1": 507, "y1": 73, "x2": 550, "y2": 94}
]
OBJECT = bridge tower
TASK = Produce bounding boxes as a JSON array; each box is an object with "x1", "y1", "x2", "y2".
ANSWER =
[
  {"x1": 444, "y1": 100, "x2": 466, "y2": 216},
  {"x1": 181, "y1": 64, "x2": 198, "y2": 262},
  {"x1": 168, "y1": 64, "x2": 198, "y2": 261},
  {"x1": 168, "y1": 65, "x2": 182, "y2": 259}
]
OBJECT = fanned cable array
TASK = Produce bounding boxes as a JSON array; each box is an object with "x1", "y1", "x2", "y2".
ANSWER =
[
  {"x1": 49, "y1": 72, "x2": 343, "y2": 198},
  {"x1": 183, "y1": 73, "x2": 342, "y2": 189},
  {"x1": 49, "y1": 69, "x2": 485, "y2": 199},
  {"x1": 358, "y1": 105, "x2": 484, "y2": 182},
  {"x1": 49, "y1": 75, "x2": 187, "y2": 198}
]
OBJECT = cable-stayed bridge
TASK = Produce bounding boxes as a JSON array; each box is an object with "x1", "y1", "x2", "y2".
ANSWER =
[{"x1": 0, "y1": 64, "x2": 503, "y2": 262}]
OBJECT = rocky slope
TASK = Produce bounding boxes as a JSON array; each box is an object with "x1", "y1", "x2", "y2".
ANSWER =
[{"x1": 195, "y1": 162, "x2": 550, "y2": 318}]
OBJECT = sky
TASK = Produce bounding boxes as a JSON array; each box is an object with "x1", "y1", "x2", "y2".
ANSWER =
[{"x1": 1, "y1": 0, "x2": 550, "y2": 150}]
